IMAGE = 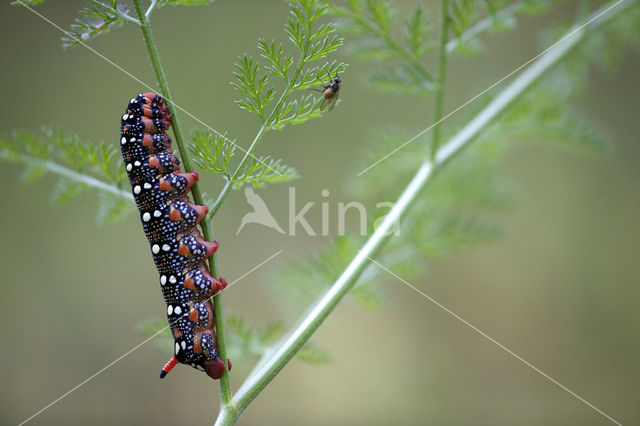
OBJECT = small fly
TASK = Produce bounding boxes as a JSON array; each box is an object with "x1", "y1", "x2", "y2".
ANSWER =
[{"x1": 312, "y1": 74, "x2": 341, "y2": 111}]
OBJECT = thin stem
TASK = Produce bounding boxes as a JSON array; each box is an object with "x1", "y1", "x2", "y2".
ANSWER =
[
  {"x1": 131, "y1": 0, "x2": 232, "y2": 406},
  {"x1": 87, "y1": 0, "x2": 140, "y2": 25},
  {"x1": 208, "y1": 124, "x2": 266, "y2": 218},
  {"x1": 431, "y1": 0, "x2": 450, "y2": 160},
  {"x1": 215, "y1": 2, "x2": 630, "y2": 422},
  {"x1": 145, "y1": 0, "x2": 159, "y2": 18}
]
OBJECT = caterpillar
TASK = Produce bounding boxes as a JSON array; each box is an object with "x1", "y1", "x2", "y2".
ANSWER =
[{"x1": 119, "y1": 93, "x2": 230, "y2": 380}]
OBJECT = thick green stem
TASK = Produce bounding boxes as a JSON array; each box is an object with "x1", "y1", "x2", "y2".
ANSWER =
[
  {"x1": 131, "y1": 0, "x2": 232, "y2": 406},
  {"x1": 431, "y1": 0, "x2": 450, "y2": 160},
  {"x1": 215, "y1": 2, "x2": 630, "y2": 423}
]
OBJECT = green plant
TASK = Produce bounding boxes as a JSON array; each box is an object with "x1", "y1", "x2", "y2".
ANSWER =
[{"x1": 4, "y1": 0, "x2": 639, "y2": 424}]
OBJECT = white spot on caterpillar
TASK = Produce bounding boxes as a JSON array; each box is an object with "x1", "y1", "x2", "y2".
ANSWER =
[
  {"x1": 180, "y1": 340, "x2": 186, "y2": 349},
  {"x1": 175, "y1": 342, "x2": 180, "y2": 354},
  {"x1": 167, "y1": 305, "x2": 173, "y2": 315},
  {"x1": 144, "y1": 183, "x2": 152, "y2": 189},
  {"x1": 134, "y1": 161, "x2": 141, "y2": 167},
  {"x1": 122, "y1": 113, "x2": 129, "y2": 120},
  {"x1": 142, "y1": 212, "x2": 151, "y2": 222},
  {"x1": 169, "y1": 276, "x2": 177, "y2": 284},
  {"x1": 162, "y1": 244, "x2": 171, "y2": 252},
  {"x1": 154, "y1": 210, "x2": 162, "y2": 218},
  {"x1": 152, "y1": 244, "x2": 160, "y2": 254},
  {"x1": 133, "y1": 185, "x2": 141, "y2": 194},
  {"x1": 126, "y1": 163, "x2": 132, "y2": 172},
  {"x1": 120, "y1": 137, "x2": 126, "y2": 145},
  {"x1": 160, "y1": 275, "x2": 167, "y2": 285},
  {"x1": 130, "y1": 98, "x2": 136, "y2": 103},
  {"x1": 130, "y1": 137, "x2": 136, "y2": 142},
  {"x1": 174, "y1": 306, "x2": 182, "y2": 315}
]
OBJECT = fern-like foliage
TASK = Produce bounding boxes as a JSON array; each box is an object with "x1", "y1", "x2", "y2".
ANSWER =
[
  {"x1": 272, "y1": 0, "x2": 638, "y2": 318},
  {"x1": 274, "y1": 236, "x2": 392, "y2": 309},
  {"x1": 62, "y1": 2, "x2": 124, "y2": 49},
  {"x1": 189, "y1": 130, "x2": 236, "y2": 179},
  {"x1": 226, "y1": 315, "x2": 331, "y2": 365},
  {"x1": 0, "y1": 128, "x2": 133, "y2": 224},
  {"x1": 232, "y1": 0, "x2": 346, "y2": 129},
  {"x1": 235, "y1": 156, "x2": 299, "y2": 189},
  {"x1": 445, "y1": 0, "x2": 558, "y2": 55},
  {"x1": 328, "y1": 0, "x2": 435, "y2": 96},
  {"x1": 329, "y1": 0, "x2": 559, "y2": 94},
  {"x1": 188, "y1": 129, "x2": 299, "y2": 190},
  {"x1": 13, "y1": 0, "x2": 213, "y2": 49}
]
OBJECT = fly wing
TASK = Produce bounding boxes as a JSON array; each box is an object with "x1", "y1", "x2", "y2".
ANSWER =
[{"x1": 326, "y1": 89, "x2": 340, "y2": 111}]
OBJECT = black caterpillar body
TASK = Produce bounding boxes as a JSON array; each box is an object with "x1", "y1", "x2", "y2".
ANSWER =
[{"x1": 119, "y1": 93, "x2": 229, "y2": 380}]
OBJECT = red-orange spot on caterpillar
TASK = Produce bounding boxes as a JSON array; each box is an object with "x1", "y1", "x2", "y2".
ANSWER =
[
  {"x1": 148, "y1": 157, "x2": 159, "y2": 168},
  {"x1": 188, "y1": 308, "x2": 199, "y2": 322},
  {"x1": 183, "y1": 274, "x2": 195, "y2": 290},
  {"x1": 169, "y1": 207, "x2": 181, "y2": 221},
  {"x1": 178, "y1": 243, "x2": 189, "y2": 256},
  {"x1": 193, "y1": 335, "x2": 202, "y2": 353},
  {"x1": 159, "y1": 179, "x2": 171, "y2": 191}
]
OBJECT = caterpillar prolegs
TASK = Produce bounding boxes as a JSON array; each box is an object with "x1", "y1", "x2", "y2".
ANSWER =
[{"x1": 119, "y1": 93, "x2": 230, "y2": 380}]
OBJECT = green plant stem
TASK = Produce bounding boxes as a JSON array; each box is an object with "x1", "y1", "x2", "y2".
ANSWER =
[
  {"x1": 131, "y1": 0, "x2": 232, "y2": 406},
  {"x1": 431, "y1": 0, "x2": 450, "y2": 160},
  {"x1": 216, "y1": 2, "x2": 630, "y2": 423}
]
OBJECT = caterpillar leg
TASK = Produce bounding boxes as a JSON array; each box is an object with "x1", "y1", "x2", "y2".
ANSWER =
[{"x1": 160, "y1": 356, "x2": 179, "y2": 379}]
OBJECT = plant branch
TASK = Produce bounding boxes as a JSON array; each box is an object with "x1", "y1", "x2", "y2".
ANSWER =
[
  {"x1": 145, "y1": 0, "x2": 159, "y2": 18},
  {"x1": 131, "y1": 0, "x2": 232, "y2": 406},
  {"x1": 209, "y1": 10, "x2": 317, "y2": 219},
  {"x1": 431, "y1": 0, "x2": 450, "y2": 160},
  {"x1": 87, "y1": 0, "x2": 140, "y2": 25},
  {"x1": 0, "y1": 150, "x2": 133, "y2": 200},
  {"x1": 216, "y1": 1, "x2": 630, "y2": 422},
  {"x1": 208, "y1": 125, "x2": 266, "y2": 218}
]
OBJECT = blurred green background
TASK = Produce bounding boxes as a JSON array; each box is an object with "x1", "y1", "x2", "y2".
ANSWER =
[{"x1": 1, "y1": 0, "x2": 639, "y2": 425}]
